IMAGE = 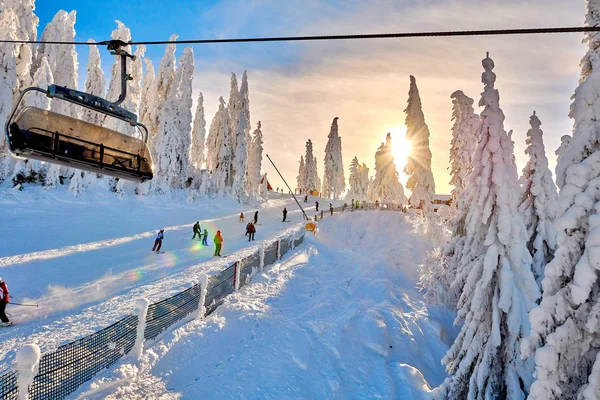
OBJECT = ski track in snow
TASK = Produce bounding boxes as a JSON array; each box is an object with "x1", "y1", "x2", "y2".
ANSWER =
[
  {"x1": 0, "y1": 191, "x2": 328, "y2": 372},
  {"x1": 74, "y1": 212, "x2": 458, "y2": 399}
]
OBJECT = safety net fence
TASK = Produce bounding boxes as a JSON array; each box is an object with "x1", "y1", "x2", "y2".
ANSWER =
[{"x1": 3, "y1": 228, "x2": 306, "y2": 399}]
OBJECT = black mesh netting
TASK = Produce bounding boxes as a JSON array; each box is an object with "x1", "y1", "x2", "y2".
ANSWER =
[
  {"x1": 263, "y1": 241, "x2": 278, "y2": 265},
  {"x1": 294, "y1": 234, "x2": 304, "y2": 248},
  {"x1": 144, "y1": 284, "x2": 202, "y2": 341},
  {"x1": 0, "y1": 370, "x2": 18, "y2": 400},
  {"x1": 239, "y1": 253, "x2": 260, "y2": 289},
  {"x1": 204, "y1": 263, "x2": 236, "y2": 316},
  {"x1": 28, "y1": 315, "x2": 138, "y2": 400},
  {"x1": 279, "y1": 237, "x2": 290, "y2": 257}
]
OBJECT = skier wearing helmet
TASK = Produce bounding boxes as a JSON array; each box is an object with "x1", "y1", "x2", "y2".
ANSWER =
[{"x1": 152, "y1": 229, "x2": 164, "y2": 253}]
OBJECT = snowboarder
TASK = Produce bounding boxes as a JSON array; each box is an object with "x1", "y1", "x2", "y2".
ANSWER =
[
  {"x1": 247, "y1": 222, "x2": 256, "y2": 241},
  {"x1": 240, "y1": 212, "x2": 245, "y2": 223},
  {"x1": 213, "y1": 231, "x2": 223, "y2": 257},
  {"x1": 282, "y1": 207, "x2": 288, "y2": 222},
  {"x1": 202, "y1": 229, "x2": 208, "y2": 246},
  {"x1": 254, "y1": 211, "x2": 259, "y2": 224},
  {"x1": 192, "y1": 222, "x2": 201, "y2": 240},
  {"x1": 315, "y1": 201, "x2": 319, "y2": 211},
  {"x1": 152, "y1": 229, "x2": 164, "y2": 253},
  {"x1": 0, "y1": 277, "x2": 10, "y2": 327},
  {"x1": 330, "y1": 203, "x2": 333, "y2": 216}
]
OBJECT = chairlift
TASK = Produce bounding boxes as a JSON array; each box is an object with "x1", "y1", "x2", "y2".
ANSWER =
[{"x1": 4, "y1": 40, "x2": 153, "y2": 182}]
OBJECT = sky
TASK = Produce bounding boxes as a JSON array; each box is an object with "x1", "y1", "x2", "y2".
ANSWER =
[{"x1": 35, "y1": 0, "x2": 585, "y2": 195}]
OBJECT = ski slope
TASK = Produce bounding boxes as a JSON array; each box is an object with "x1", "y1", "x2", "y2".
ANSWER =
[
  {"x1": 76, "y1": 211, "x2": 458, "y2": 399},
  {"x1": 0, "y1": 187, "x2": 330, "y2": 371}
]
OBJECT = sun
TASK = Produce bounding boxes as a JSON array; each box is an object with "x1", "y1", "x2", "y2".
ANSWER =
[{"x1": 387, "y1": 126, "x2": 412, "y2": 173}]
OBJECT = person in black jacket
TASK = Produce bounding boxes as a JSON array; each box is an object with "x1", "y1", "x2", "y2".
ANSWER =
[
  {"x1": 254, "y1": 211, "x2": 259, "y2": 224},
  {"x1": 282, "y1": 207, "x2": 288, "y2": 222},
  {"x1": 247, "y1": 222, "x2": 256, "y2": 241},
  {"x1": 315, "y1": 201, "x2": 319, "y2": 211},
  {"x1": 192, "y1": 222, "x2": 201, "y2": 240}
]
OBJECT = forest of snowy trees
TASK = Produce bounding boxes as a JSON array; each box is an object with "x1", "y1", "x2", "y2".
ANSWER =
[{"x1": 0, "y1": 3, "x2": 265, "y2": 203}]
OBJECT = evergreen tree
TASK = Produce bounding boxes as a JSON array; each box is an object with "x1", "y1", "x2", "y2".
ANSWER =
[
  {"x1": 208, "y1": 97, "x2": 232, "y2": 194},
  {"x1": 371, "y1": 133, "x2": 407, "y2": 204},
  {"x1": 297, "y1": 155, "x2": 305, "y2": 194},
  {"x1": 154, "y1": 47, "x2": 194, "y2": 191},
  {"x1": 0, "y1": 8, "x2": 19, "y2": 169},
  {"x1": 523, "y1": 3, "x2": 600, "y2": 396},
  {"x1": 247, "y1": 121, "x2": 264, "y2": 199},
  {"x1": 191, "y1": 92, "x2": 206, "y2": 171},
  {"x1": 303, "y1": 139, "x2": 320, "y2": 193},
  {"x1": 139, "y1": 58, "x2": 155, "y2": 128},
  {"x1": 230, "y1": 73, "x2": 249, "y2": 201},
  {"x1": 4, "y1": 0, "x2": 37, "y2": 92},
  {"x1": 358, "y1": 163, "x2": 370, "y2": 202},
  {"x1": 517, "y1": 112, "x2": 558, "y2": 286},
  {"x1": 345, "y1": 156, "x2": 360, "y2": 202},
  {"x1": 322, "y1": 117, "x2": 346, "y2": 200},
  {"x1": 441, "y1": 54, "x2": 539, "y2": 399},
  {"x1": 404, "y1": 75, "x2": 435, "y2": 211}
]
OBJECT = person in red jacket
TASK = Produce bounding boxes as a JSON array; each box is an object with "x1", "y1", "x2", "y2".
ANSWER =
[{"x1": 0, "y1": 277, "x2": 10, "y2": 326}]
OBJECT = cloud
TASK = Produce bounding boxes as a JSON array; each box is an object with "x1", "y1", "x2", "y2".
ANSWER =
[{"x1": 192, "y1": 0, "x2": 585, "y2": 194}]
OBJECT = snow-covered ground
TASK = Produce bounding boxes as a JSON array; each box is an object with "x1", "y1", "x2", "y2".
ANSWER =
[
  {"x1": 75, "y1": 211, "x2": 457, "y2": 399},
  {"x1": 0, "y1": 186, "x2": 329, "y2": 371}
]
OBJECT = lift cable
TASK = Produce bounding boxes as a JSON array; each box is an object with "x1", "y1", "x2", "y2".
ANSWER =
[{"x1": 0, "y1": 26, "x2": 598, "y2": 46}]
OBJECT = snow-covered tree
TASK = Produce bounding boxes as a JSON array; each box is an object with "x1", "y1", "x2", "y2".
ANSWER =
[
  {"x1": 247, "y1": 121, "x2": 263, "y2": 198},
  {"x1": 371, "y1": 133, "x2": 407, "y2": 204},
  {"x1": 259, "y1": 172, "x2": 269, "y2": 200},
  {"x1": 0, "y1": 8, "x2": 19, "y2": 162},
  {"x1": 297, "y1": 155, "x2": 306, "y2": 194},
  {"x1": 147, "y1": 35, "x2": 177, "y2": 153},
  {"x1": 449, "y1": 90, "x2": 480, "y2": 206},
  {"x1": 358, "y1": 163, "x2": 370, "y2": 202},
  {"x1": 404, "y1": 75, "x2": 435, "y2": 211},
  {"x1": 207, "y1": 97, "x2": 232, "y2": 194},
  {"x1": 139, "y1": 58, "x2": 155, "y2": 127},
  {"x1": 153, "y1": 47, "x2": 194, "y2": 191},
  {"x1": 303, "y1": 139, "x2": 320, "y2": 193},
  {"x1": 522, "y1": 4, "x2": 600, "y2": 397},
  {"x1": 3, "y1": 0, "x2": 37, "y2": 91},
  {"x1": 345, "y1": 156, "x2": 370, "y2": 203},
  {"x1": 441, "y1": 54, "x2": 539, "y2": 399},
  {"x1": 516, "y1": 112, "x2": 558, "y2": 286},
  {"x1": 240, "y1": 71, "x2": 251, "y2": 144},
  {"x1": 230, "y1": 73, "x2": 249, "y2": 201},
  {"x1": 322, "y1": 117, "x2": 346, "y2": 200},
  {"x1": 191, "y1": 92, "x2": 206, "y2": 171}
]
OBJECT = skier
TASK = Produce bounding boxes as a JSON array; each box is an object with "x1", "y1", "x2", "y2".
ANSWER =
[
  {"x1": 330, "y1": 203, "x2": 333, "y2": 216},
  {"x1": 245, "y1": 222, "x2": 251, "y2": 237},
  {"x1": 213, "y1": 231, "x2": 223, "y2": 257},
  {"x1": 315, "y1": 201, "x2": 319, "y2": 212},
  {"x1": 247, "y1": 222, "x2": 256, "y2": 241},
  {"x1": 304, "y1": 195, "x2": 308, "y2": 203},
  {"x1": 0, "y1": 277, "x2": 10, "y2": 327},
  {"x1": 282, "y1": 207, "x2": 288, "y2": 222},
  {"x1": 351, "y1": 199, "x2": 354, "y2": 210},
  {"x1": 152, "y1": 229, "x2": 164, "y2": 253},
  {"x1": 192, "y1": 221, "x2": 201, "y2": 240},
  {"x1": 240, "y1": 212, "x2": 245, "y2": 223},
  {"x1": 202, "y1": 229, "x2": 208, "y2": 246},
  {"x1": 375, "y1": 199, "x2": 380, "y2": 209},
  {"x1": 254, "y1": 211, "x2": 259, "y2": 224}
]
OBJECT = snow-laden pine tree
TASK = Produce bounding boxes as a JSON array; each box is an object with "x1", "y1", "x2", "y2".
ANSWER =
[
  {"x1": 69, "y1": 41, "x2": 106, "y2": 196},
  {"x1": 371, "y1": 133, "x2": 407, "y2": 204},
  {"x1": 191, "y1": 92, "x2": 206, "y2": 172},
  {"x1": 153, "y1": 47, "x2": 194, "y2": 191},
  {"x1": 440, "y1": 54, "x2": 539, "y2": 399},
  {"x1": 230, "y1": 73, "x2": 249, "y2": 201},
  {"x1": 240, "y1": 71, "x2": 251, "y2": 145},
  {"x1": 297, "y1": 155, "x2": 306, "y2": 194},
  {"x1": 0, "y1": 7, "x2": 18, "y2": 169},
  {"x1": 147, "y1": 35, "x2": 177, "y2": 153},
  {"x1": 358, "y1": 163, "x2": 370, "y2": 202},
  {"x1": 207, "y1": 97, "x2": 233, "y2": 194},
  {"x1": 12, "y1": 56, "x2": 52, "y2": 186},
  {"x1": 516, "y1": 112, "x2": 558, "y2": 286},
  {"x1": 36, "y1": 10, "x2": 78, "y2": 189},
  {"x1": 139, "y1": 58, "x2": 155, "y2": 127},
  {"x1": 404, "y1": 76, "x2": 435, "y2": 211},
  {"x1": 345, "y1": 156, "x2": 361, "y2": 202},
  {"x1": 247, "y1": 121, "x2": 263, "y2": 199},
  {"x1": 3, "y1": 0, "x2": 37, "y2": 92},
  {"x1": 303, "y1": 140, "x2": 320, "y2": 193},
  {"x1": 522, "y1": 3, "x2": 600, "y2": 396},
  {"x1": 449, "y1": 90, "x2": 480, "y2": 206},
  {"x1": 322, "y1": 117, "x2": 346, "y2": 200}
]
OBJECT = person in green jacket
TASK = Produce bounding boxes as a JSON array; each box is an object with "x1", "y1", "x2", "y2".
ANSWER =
[{"x1": 213, "y1": 230, "x2": 223, "y2": 257}]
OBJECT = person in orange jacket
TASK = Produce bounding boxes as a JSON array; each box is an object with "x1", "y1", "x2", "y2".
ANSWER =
[
  {"x1": 214, "y1": 230, "x2": 224, "y2": 257},
  {"x1": 0, "y1": 277, "x2": 10, "y2": 326}
]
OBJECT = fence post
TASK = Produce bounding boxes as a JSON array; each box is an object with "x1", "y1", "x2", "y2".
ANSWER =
[
  {"x1": 291, "y1": 231, "x2": 296, "y2": 250},
  {"x1": 234, "y1": 262, "x2": 240, "y2": 291},
  {"x1": 16, "y1": 344, "x2": 40, "y2": 400},
  {"x1": 196, "y1": 273, "x2": 209, "y2": 320},
  {"x1": 259, "y1": 243, "x2": 265, "y2": 272},
  {"x1": 132, "y1": 298, "x2": 149, "y2": 360},
  {"x1": 276, "y1": 240, "x2": 280, "y2": 260}
]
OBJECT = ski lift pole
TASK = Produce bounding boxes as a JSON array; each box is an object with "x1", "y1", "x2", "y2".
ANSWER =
[{"x1": 266, "y1": 154, "x2": 310, "y2": 221}]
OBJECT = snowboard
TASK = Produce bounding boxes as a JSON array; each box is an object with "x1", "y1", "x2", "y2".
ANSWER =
[{"x1": 155, "y1": 251, "x2": 165, "y2": 254}]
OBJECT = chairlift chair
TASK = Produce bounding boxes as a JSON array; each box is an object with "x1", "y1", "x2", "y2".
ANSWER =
[{"x1": 4, "y1": 40, "x2": 153, "y2": 182}]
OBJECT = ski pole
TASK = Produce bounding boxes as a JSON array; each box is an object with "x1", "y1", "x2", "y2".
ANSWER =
[{"x1": 10, "y1": 302, "x2": 39, "y2": 307}]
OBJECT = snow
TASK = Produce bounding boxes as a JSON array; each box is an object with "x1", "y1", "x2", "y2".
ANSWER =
[
  {"x1": 15, "y1": 343, "x2": 40, "y2": 400},
  {"x1": 322, "y1": 117, "x2": 346, "y2": 200},
  {"x1": 132, "y1": 298, "x2": 149, "y2": 361},
  {"x1": 71, "y1": 211, "x2": 457, "y2": 399}
]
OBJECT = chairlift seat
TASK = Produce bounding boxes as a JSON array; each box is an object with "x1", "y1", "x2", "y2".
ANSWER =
[{"x1": 7, "y1": 107, "x2": 153, "y2": 182}]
